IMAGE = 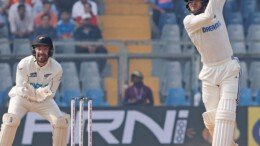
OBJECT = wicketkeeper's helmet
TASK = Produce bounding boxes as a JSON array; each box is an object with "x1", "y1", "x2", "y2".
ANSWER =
[
  {"x1": 32, "y1": 35, "x2": 54, "y2": 57},
  {"x1": 185, "y1": 0, "x2": 209, "y2": 15}
]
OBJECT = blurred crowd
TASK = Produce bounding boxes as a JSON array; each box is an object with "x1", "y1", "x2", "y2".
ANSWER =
[{"x1": 0, "y1": 0, "x2": 102, "y2": 41}]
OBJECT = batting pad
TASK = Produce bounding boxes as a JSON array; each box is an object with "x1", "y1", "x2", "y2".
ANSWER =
[
  {"x1": 202, "y1": 109, "x2": 216, "y2": 136},
  {"x1": 212, "y1": 98, "x2": 237, "y2": 146},
  {"x1": 52, "y1": 114, "x2": 70, "y2": 146},
  {"x1": 0, "y1": 113, "x2": 20, "y2": 146}
]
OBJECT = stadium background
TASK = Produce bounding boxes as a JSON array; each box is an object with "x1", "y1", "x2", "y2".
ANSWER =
[{"x1": 0, "y1": 0, "x2": 260, "y2": 145}]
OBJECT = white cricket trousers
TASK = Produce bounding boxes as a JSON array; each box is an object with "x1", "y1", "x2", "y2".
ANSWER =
[
  {"x1": 0, "y1": 96, "x2": 69, "y2": 146},
  {"x1": 199, "y1": 57, "x2": 240, "y2": 111},
  {"x1": 200, "y1": 57, "x2": 240, "y2": 146},
  {"x1": 8, "y1": 96, "x2": 63, "y2": 124}
]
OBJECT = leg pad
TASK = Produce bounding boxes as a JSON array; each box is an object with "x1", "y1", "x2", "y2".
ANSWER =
[
  {"x1": 0, "y1": 113, "x2": 21, "y2": 146},
  {"x1": 212, "y1": 98, "x2": 237, "y2": 146},
  {"x1": 202, "y1": 109, "x2": 216, "y2": 136},
  {"x1": 52, "y1": 114, "x2": 70, "y2": 146}
]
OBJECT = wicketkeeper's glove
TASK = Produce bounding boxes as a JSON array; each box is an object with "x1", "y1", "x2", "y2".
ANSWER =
[
  {"x1": 36, "y1": 86, "x2": 52, "y2": 102},
  {"x1": 22, "y1": 82, "x2": 36, "y2": 98}
]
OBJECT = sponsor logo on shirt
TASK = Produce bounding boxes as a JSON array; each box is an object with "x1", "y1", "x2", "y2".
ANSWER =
[
  {"x1": 44, "y1": 73, "x2": 51, "y2": 78},
  {"x1": 202, "y1": 21, "x2": 221, "y2": 33},
  {"x1": 29, "y1": 72, "x2": 37, "y2": 77},
  {"x1": 30, "y1": 83, "x2": 48, "y2": 89}
]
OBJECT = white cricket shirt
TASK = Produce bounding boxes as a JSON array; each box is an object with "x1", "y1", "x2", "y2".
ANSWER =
[
  {"x1": 183, "y1": 0, "x2": 233, "y2": 65},
  {"x1": 13, "y1": 55, "x2": 62, "y2": 99}
]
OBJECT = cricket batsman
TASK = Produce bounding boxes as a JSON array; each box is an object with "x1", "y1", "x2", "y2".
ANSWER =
[
  {"x1": 183, "y1": 0, "x2": 240, "y2": 146},
  {"x1": 0, "y1": 35, "x2": 70, "y2": 146}
]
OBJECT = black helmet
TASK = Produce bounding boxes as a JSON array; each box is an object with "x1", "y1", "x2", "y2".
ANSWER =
[
  {"x1": 185, "y1": 0, "x2": 209, "y2": 15},
  {"x1": 32, "y1": 35, "x2": 54, "y2": 57}
]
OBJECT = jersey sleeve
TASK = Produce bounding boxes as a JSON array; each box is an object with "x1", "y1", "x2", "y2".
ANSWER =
[
  {"x1": 216, "y1": 0, "x2": 226, "y2": 12},
  {"x1": 15, "y1": 59, "x2": 30, "y2": 97},
  {"x1": 124, "y1": 88, "x2": 130, "y2": 102},
  {"x1": 91, "y1": 2, "x2": 98, "y2": 15},
  {"x1": 47, "y1": 64, "x2": 63, "y2": 98},
  {"x1": 183, "y1": 0, "x2": 225, "y2": 34},
  {"x1": 71, "y1": 3, "x2": 77, "y2": 18},
  {"x1": 147, "y1": 88, "x2": 154, "y2": 105}
]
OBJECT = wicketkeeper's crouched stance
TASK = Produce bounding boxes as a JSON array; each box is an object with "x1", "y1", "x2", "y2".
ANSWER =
[
  {"x1": 0, "y1": 36, "x2": 70, "y2": 146},
  {"x1": 183, "y1": 0, "x2": 240, "y2": 146}
]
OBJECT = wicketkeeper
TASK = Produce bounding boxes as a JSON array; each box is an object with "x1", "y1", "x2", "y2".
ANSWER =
[
  {"x1": 183, "y1": 0, "x2": 240, "y2": 146},
  {"x1": 0, "y1": 35, "x2": 70, "y2": 146}
]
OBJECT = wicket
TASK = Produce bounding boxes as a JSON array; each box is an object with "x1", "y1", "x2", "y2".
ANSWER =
[{"x1": 70, "y1": 97, "x2": 93, "y2": 146}]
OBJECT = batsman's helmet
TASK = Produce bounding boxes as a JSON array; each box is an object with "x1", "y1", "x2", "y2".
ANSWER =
[
  {"x1": 131, "y1": 71, "x2": 144, "y2": 81},
  {"x1": 32, "y1": 35, "x2": 54, "y2": 57},
  {"x1": 185, "y1": 0, "x2": 209, "y2": 15}
]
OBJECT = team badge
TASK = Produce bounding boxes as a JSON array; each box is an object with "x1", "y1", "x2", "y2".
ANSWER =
[
  {"x1": 39, "y1": 36, "x2": 44, "y2": 40},
  {"x1": 44, "y1": 73, "x2": 52, "y2": 78}
]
